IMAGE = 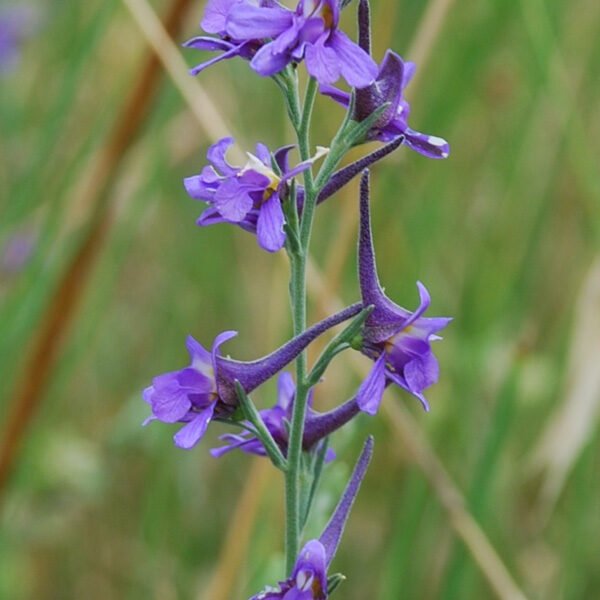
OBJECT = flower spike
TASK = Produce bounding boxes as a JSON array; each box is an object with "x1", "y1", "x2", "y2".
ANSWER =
[{"x1": 356, "y1": 170, "x2": 451, "y2": 413}]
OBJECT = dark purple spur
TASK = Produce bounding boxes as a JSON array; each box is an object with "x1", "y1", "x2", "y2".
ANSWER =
[{"x1": 355, "y1": 170, "x2": 451, "y2": 413}]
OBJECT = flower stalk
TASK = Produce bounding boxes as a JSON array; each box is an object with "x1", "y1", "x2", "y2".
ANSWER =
[{"x1": 143, "y1": 0, "x2": 452, "y2": 595}]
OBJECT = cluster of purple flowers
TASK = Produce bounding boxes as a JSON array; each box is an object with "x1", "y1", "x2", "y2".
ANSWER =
[{"x1": 142, "y1": 0, "x2": 451, "y2": 596}]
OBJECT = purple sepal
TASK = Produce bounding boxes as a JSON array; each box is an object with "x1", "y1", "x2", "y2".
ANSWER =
[
  {"x1": 319, "y1": 436, "x2": 374, "y2": 565},
  {"x1": 357, "y1": 171, "x2": 451, "y2": 411}
]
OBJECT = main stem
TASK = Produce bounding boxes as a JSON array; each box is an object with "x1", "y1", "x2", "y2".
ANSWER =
[{"x1": 284, "y1": 74, "x2": 318, "y2": 574}]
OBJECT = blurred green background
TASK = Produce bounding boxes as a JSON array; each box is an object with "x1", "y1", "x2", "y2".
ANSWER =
[{"x1": 1, "y1": 0, "x2": 599, "y2": 598}]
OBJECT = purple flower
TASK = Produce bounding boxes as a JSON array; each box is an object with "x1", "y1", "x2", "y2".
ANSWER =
[
  {"x1": 184, "y1": 137, "x2": 326, "y2": 252},
  {"x1": 225, "y1": 0, "x2": 378, "y2": 87},
  {"x1": 183, "y1": 0, "x2": 267, "y2": 75},
  {"x1": 249, "y1": 437, "x2": 374, "y2": 599},
  {"x1": 252, "y1": 539, "x2": 328, "y2": 599},
  {"x1": 211, "y1": 372, "x2": 336, "y2": 460},
  {"x1": 142, "y1": 304, "x2": 362, "y2": 449},
  {"x1": 355, "y1": 171, "x2": 451, "y2": 414},
  {"x1": 319, "y1": 1, "x2": 449, "y2": 159},
  {"x1": 0, "y1": 230, "x2": 36, "y2": 274},
  {"x1": 321, "y1": 51, "x2": 449, "y2": 158},
  {"x1": 0, "y1": 6, "x2": 36, "y2": 73}
]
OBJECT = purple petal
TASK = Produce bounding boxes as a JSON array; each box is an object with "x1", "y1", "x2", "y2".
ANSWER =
[
  {"x1": 196, "y1": 206, "x2": 228, "y2": 227},
  {"x1": 401, "y1": 282, "x2": 432, "y2": 330},
  {"x1": 328, "y1": 30, "x2": 377, "y2": 88},
  {"x1": 210, "y1": 433, "x2": 256, "y2": 458},
  {"x1": 186, "y1": 335, "x2": 212, "y2": 367},
  {"x1": 356, "y1": 353, "x2": 387, "y2": 415},
  {"x1": 212, "y1": 330, "x2": 238, "y2": 366},
  {"x1": 249, "y1": 40, "x2": 292, "y2": 76},
  {"x1": 404, "y1": 351, "x2": 439, "y2": 395},
  {"x1": 257, "y1": 193, "x2": 286, "y2": 252},
  {"x1": 207, "y1": 137, "x2": 238, "y2": 175},
  {"x1": 226, "y1": 5, "x2": 292, "y2": 39},
  {"x1": 255, "y1": 142, "x2": 271, "y2": 166},
  {"x1": 403, "y1": 61, "x2": 416, "y2": 86},
  {"x1": 201, "y1": 0, "x2": 241, "y2": 34},
  {"x1": 188, "y1": 42, "x2": 247, "y2": 76},
  {"x1": 305, "y1": 37, "x2": 341, "y2": 85},
  {"x1": 274, "y1": 145, "x2": 295, "y2": 174},
  {"x1": 183, "y1": 172, "x2": 217, "y2": 200},
  {"x1": 183, "y1": 36, "x2": 233, "y2": 52},
  {"x1": 277, "y1": 371, "x2": 296, "y2": 411},
  {"x1": 404, "y1": 128, "x2": 450, "y2": 159},
  {"x1": 150, "y1": 388, "x2": 191, "y2": 423},
  {"x1": 174, "y1": 404, "x2": 216, "y2": 449},
  {"x1": 318, "y1": 83, "x2": 350, "y2": 107},
  {"x1": 213, "y1": 178, "x2": 254, "y2": 222},
  {"x1": 271, "y1": 16, "x2": 303, "y2": 53},
  {"x1": 177, "y1": 367, "x2": 214, "y2": 392},
  {"x1": 292, "y1": 540, "x2": 328, "y2": 595}
]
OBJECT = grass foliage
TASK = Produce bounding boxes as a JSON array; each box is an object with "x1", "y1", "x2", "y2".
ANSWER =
[{"x1": 1, "y1": 0, "x2": 599, "y2": 598}]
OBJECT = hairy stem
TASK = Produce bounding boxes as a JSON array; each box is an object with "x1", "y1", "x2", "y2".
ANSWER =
[{"x1": 285, "y1": 74, "x2": 318, "y2": 574}]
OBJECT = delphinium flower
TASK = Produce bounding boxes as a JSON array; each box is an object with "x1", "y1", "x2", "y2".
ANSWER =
[
  {"x1": 211, "y1": 372, "x2": 335, "y2": 461},
  {"x1": 183, "y1": 0, "x2": 268, "y2": 75},
  {"x1": 320, "y1": 0, "x2": 450, "y2": 159},
  {"x1": 142, "y1": 303, "x2": 361, "y2": 449},
  {"x1": 225, "y1": 0, "x2": 378, "y2": 86},
  {"x1": 249, "y1": 437, "x2": 374, "y2": 599},
  {"x1": 184, "y1": 137, "x2": 327, "y2": 252},
  {"x1": 355, "y1": 170, "x2": 451, "y2": 414},
  {"x1": 188, "y1": 136, "x2": 404, "y2": 250}
]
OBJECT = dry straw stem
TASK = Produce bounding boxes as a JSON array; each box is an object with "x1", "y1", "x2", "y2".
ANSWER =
[
  {"x1": 529, "y1": 257, "x2": 600, "y2": 517},
  {"x1": 121, "y1": 0, "x2": 245, "y2": 162},
  {"x1": 121, "y1": 2, "x2": 277, "y2": 596},
  {"x1": 0, "y1": 0, "x2": 196, "y2": 497},
  {"x1": 513, "y1": 0, "x2": 600, "y2": 521}
]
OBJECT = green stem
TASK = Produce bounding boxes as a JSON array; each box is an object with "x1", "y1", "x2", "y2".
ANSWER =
[{"x1": 284, "y1": 74, "x2": 318, "y2": 575}]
